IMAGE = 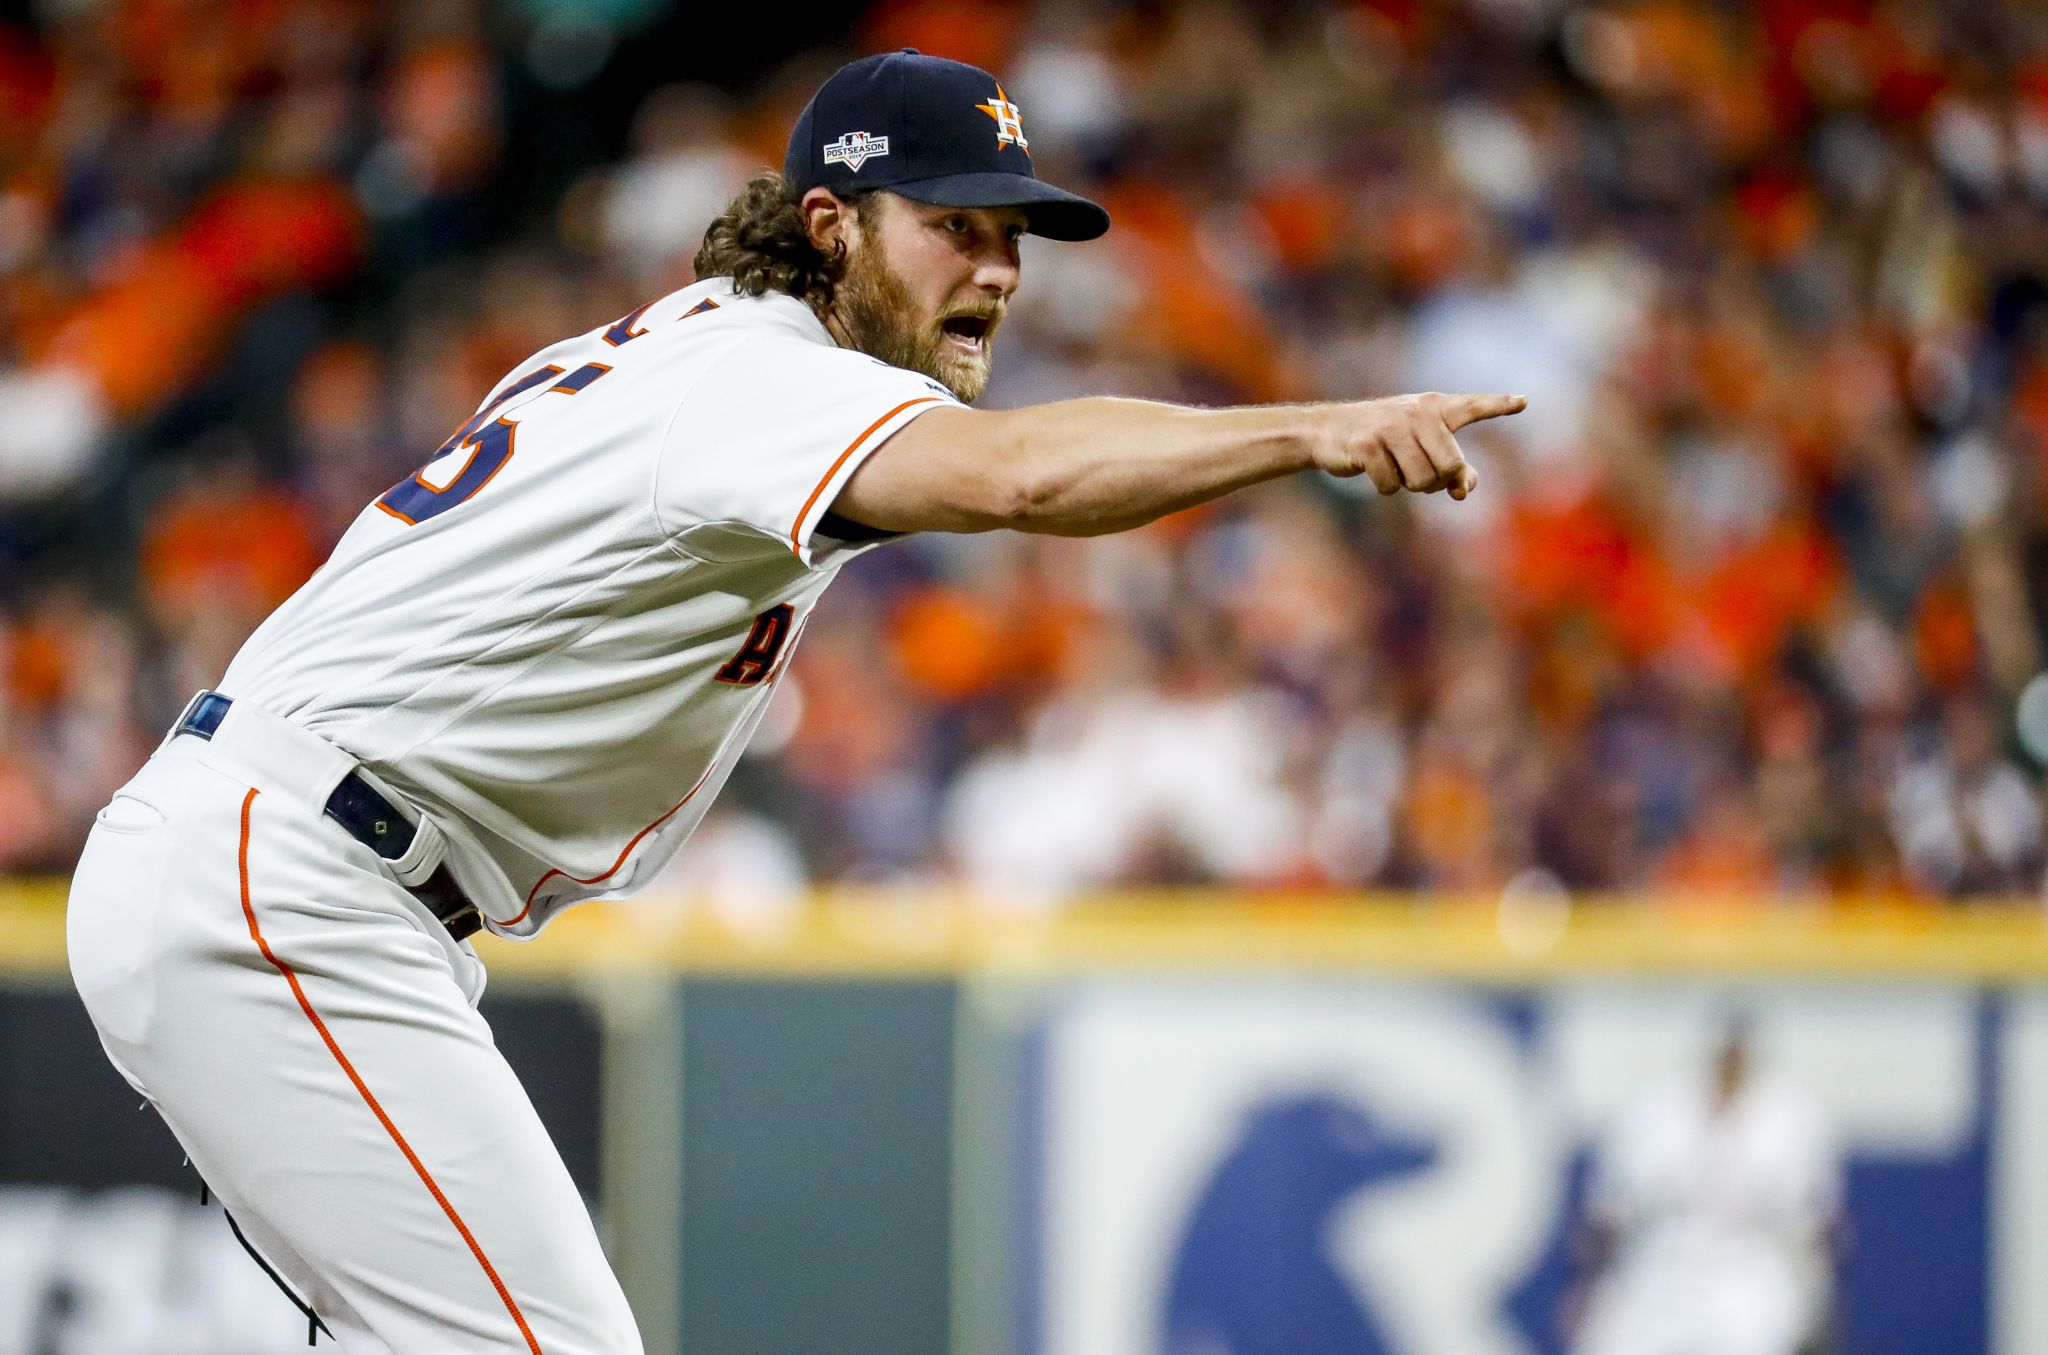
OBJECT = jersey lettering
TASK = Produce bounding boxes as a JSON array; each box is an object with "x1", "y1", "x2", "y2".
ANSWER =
[
  {"x1": 714, "y1": 604, "x2": 796, "y2": 686},
  {"x1": 377, "y1": 362, "x2": 612, "y2": 525},
  {"x1": 603, "y1": 303, "x2": 652, "y2": 346}
]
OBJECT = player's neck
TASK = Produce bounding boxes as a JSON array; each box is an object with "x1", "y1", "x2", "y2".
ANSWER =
[{"x1": 813, "y1": 299, "x2": 857, "y2": 351}]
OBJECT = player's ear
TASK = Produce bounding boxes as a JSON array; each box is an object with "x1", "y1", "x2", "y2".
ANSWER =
[{"x1": 800, "y1": 187, "x2": 851, "y2": 256}]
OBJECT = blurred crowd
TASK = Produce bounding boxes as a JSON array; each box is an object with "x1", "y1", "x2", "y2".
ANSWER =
[{"x1": 3, "y1": 0, "x2": 2048, "y2": 908}]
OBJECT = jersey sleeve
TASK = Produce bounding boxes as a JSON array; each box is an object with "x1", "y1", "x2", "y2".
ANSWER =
[{"x1": 653, "y1": 332, "x2": 962, "y2": 566}]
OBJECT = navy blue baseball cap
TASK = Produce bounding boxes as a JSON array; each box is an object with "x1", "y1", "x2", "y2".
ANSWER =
[{"x1": 785, "y1": 49, "x2": 1110, "y2": 242}]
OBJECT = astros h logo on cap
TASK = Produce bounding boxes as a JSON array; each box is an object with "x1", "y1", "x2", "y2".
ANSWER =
[
  {"x1": 784, "y1": 49, "x2": 1108, "y2": 242},
  {"x1": 974, "y1": 86, "x2": 1029, "y2": 154}
]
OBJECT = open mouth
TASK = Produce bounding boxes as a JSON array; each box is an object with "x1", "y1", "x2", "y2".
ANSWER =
[{"x1": 941, "y1": 314, "x2": 993, "y2": 355}]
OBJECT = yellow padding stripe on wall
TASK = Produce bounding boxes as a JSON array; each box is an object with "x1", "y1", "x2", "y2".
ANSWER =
[{"x1": 9, "y1": 879, "x2": 2048, "y2": 982}]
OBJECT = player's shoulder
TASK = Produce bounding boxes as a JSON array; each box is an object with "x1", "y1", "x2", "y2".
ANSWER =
[
  {"x1": 581, "y1": 281, "x2": 845, "y2": 392},
  {"x1": 654, "y1": 284, "x2": 954, "y2": 392},
  {"x1": 552, "y1": 280, "x2": 957, "y2": 416},
  {"x1": 602, "y1": 278, "x2": 825, "y2": 350}
]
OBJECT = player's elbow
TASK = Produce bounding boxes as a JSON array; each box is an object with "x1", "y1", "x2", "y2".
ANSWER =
[
  {"x1": 979, "y1": 418, "x2": 1088, "y2": 531},
  {"x1": 987, "y1": 459, "x2": 1057, "y2": 528},
  {"x1": 938, "y1": 416, "x2": 1049, "y2": 531},
  {"x1": 989, "y1": 464, "x2": 1137, "y2": 536},
  {"x1": 849, "y1": 408, "x2": 1097, "y2": 535},
  {"x1": 904, "y1": 464, "x2": 1061, "y2": 534}
]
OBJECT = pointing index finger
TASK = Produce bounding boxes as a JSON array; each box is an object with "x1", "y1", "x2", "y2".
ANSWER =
[{"x1": 1442, "y1": 393, "x2": 1528, "y2": 431}]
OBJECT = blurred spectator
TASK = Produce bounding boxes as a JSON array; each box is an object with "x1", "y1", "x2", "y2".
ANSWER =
[
  {"x1": 593, "y1": 84, "x2": 753, "y2": 292},
  {"x1": 637, "y1": 806, "x2": 810, "y2": 934}
]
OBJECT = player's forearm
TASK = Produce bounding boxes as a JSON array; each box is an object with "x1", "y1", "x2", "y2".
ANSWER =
[{"x1": 979, "y1": 397, "x2": 1321, "y2": 536}]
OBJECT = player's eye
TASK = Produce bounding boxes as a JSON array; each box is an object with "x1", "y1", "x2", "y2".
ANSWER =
[{"x1": 942, "y1": 216, "x2": 969, "y2": 234}]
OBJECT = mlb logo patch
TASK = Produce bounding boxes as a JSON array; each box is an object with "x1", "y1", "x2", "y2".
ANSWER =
[{"x1": 824, "y1": 130, "x2": 890, "y2": 172}]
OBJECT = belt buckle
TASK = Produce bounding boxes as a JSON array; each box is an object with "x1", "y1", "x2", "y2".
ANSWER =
[
  {"x1": 409, "y1": 864, "x2": 482, "y2": 941},
  {"x1": 435, "y1": 899, "x2": 483, "y2": 942}
]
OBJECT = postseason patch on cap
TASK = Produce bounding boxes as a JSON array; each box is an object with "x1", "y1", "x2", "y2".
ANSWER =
[{"x1": 823, "y1": 130, "x2": 890, "y2": 172}]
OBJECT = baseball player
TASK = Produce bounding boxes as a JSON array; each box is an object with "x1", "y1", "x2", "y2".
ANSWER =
[
  {"x1": 65, "y1": 49, "x2": 1524, "y2": 1354},
  {"x1": 1570, "y1": 1024, "x2": 1844, "y2": 1355}
]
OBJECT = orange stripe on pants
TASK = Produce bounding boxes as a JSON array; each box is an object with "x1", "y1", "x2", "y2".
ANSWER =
[{"x1": 235, "y1": 788, "x2": 545, "y2": 1355}]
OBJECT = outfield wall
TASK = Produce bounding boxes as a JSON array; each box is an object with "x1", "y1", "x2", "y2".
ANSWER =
[{"x1": 2, "y1": 885, "x2": 2045, "y2": 1355}]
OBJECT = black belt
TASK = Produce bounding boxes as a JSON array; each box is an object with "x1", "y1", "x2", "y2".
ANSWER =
[{"x1": 174, "y1": 692, "x2": 482, "y2": 941}]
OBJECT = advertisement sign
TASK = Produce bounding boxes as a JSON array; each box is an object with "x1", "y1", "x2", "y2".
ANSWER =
[
  {"x1": 0, "y1": 1185, "x2": 326, "y2": 1355},
  {"x1": 0, "y1": 986, "x2": 604, "y2": 1354},
  {"x1": 1025, "y1": 980, "x2": 2040, "y2": 1355}
]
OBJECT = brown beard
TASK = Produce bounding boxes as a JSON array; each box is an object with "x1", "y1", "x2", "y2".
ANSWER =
[{"x1": 833, "y1": 242, "x2": 995, "y2": 403}]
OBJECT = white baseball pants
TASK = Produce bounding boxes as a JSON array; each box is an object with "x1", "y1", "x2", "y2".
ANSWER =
[{"x1": 66, "y1": 706, "x2": 642, "y2": 1354}]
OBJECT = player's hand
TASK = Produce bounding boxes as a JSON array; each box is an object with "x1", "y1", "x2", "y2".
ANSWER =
[{"x1": 1309, "y1": 392, "x2": 1526, "y2": 500}]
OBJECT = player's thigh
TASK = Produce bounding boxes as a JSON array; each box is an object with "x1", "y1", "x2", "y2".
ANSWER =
[
  {"x1": 166, "y1": 983, "x2": 637, "y2": 1355},
  {"x1": 210, "y1": 807, "x2": 631, "y2": 1353},
  {"x1": 75, "y1": 775, "x2": 639, "y2": 1354}
]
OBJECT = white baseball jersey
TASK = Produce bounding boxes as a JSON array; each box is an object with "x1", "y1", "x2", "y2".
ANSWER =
[
  {"x1": 1575, "y1": 1073, "x2": 1840, "y2": 1355},
  {"x1": 219, "y1": 277, "x2": 961, "y2": 937}
]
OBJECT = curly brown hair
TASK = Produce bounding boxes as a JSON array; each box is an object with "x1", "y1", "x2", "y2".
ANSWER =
[{"x1": 693, "y1": 171, "x2": 879, "y2": 311}]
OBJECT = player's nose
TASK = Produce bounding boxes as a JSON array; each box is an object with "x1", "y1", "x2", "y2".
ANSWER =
[{"x1": 973, "y1": 242, "x2": 1020, "y2": 299}]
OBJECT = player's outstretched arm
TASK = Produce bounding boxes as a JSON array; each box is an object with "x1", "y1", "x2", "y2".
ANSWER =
[{"x1": 832, "y1": 391, "x2": 1527, "y2": 537}]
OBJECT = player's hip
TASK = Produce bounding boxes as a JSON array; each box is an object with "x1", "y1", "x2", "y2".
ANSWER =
[
  {"x1": 73, "y1": 726, "x2": 428, "y2": 911},
  {"x1": 100, "y1": 695, "x2": 483, "y2": 944},
  {"x1": 68, "y1": 735, "x2": 484, "y2": 1050}
]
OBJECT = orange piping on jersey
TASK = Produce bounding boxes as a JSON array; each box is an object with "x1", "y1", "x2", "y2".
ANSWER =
[
  {"x1": 235, "y1": 790, "x2": 546, "y2": 1355},
  {"x1": 787, "y1": 397, "x2": 946, "y2": 554},
  {"x1": 508, "y1": 759, "x2": 722, "y2": 927},
  {"x1": 374, "y1": 498, "x2": 419, "y2": 526}
]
